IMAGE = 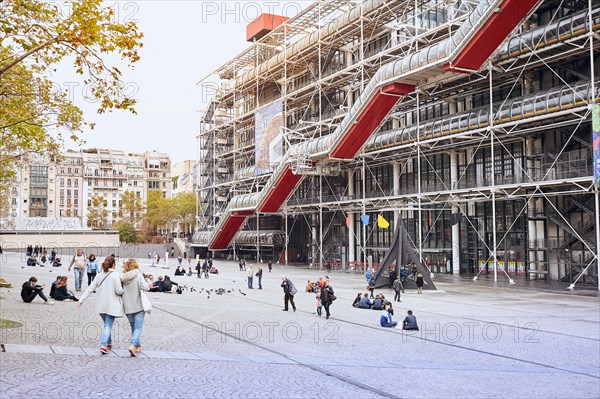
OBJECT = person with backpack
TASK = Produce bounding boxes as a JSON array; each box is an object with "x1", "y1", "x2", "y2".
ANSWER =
[
  {"x1": 319, "y1": 279, "x2": 335, "y2": 319},
  {"x1": 68, "y1": 248, "x2": 86, "y2": 292},
  {"x1": 281, "y1": 276, "x2": 297, "y2": 312}
]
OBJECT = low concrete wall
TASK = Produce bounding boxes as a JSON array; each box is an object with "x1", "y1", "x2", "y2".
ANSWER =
[{"x1": 0, "y1": 231, "x2": 120, "y2": 254}]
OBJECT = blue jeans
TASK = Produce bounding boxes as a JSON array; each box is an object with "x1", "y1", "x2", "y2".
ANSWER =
[
  {"x1": 73, "y1": 268, "x2": 84, "y2": 290},
  {"x1": 247, "y1": 277, "x2": 253, "y2": 288},
  {"x1": 100, "y1": 314, "x2": 116, "y2": 347},
  {"x1": 126, "y1": 311, "x2": 145, "y2": 346}
]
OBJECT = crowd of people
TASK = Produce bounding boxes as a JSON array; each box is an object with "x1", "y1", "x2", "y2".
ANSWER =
[
  {"x1": 19, "y1": 250, "x2": 422, "y2": 353},
  {"x1": 24, "y1": 245, "x2": 61, "y2": 268}
]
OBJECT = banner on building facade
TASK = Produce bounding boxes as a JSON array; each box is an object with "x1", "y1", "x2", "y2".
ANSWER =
[
  {"x1": 255, "y1": 101, "x2": 284, "y2": 176},
  {"x1": 593, "y1": 104, "x2": 600, "y2": 188}
]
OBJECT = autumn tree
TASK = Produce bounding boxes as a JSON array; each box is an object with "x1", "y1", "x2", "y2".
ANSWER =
[
  {"x1": 119, "y1": 190, "x2": 143, "y2": 226},
  {"x1": 87, "y1": 195, "x2": 108, "y2": 229},
  {"x1": 0, "y1": 0, "x2": 143, "y2": 194},
  {"x1": 172, "y1": 192, "x2": 196, "y2": 234}
]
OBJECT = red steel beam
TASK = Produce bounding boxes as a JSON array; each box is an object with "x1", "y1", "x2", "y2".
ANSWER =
[{"x1": 445, "y1": 0, "x2": 539, "y2": 72}]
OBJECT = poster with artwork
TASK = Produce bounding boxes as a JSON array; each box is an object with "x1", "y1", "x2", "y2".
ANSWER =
[
  {"x1": 255, "y1": 101, "x2": 283, "y2": 175},
  {"x1": 593, "y1": 104, "x2": 600, "y2": 188}
]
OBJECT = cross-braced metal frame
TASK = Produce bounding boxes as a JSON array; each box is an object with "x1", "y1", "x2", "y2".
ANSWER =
[{"x1": 194, "y1": 0, "x2": 600, "y2": 289}]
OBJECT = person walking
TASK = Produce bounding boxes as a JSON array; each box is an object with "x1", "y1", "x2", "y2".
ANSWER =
[
  {"x1": 21, "y1": 276, "x2": 53, "y2": 304},
  {"x1": 392, "y1": 276, "x2": 403, "y2": 302},
  {"x1": 256, "y1": 266, "x2": 263, "y2": 289},
  {"x1": 416, "y1": 273, "x2": 424, "y2": 294},
  {"x1": 267, "y1": 261, "x2": 272, "y2": 273},
  {"x1": 368, "y1": 276, "x2": 376, "y2": 299},
  {"x1": 86, "y1": 254, "x2": 100, "y2": 286},
  {"x1": 78, "y1": 256, "x2": 124, "y2": 354},
  {"x1": 319, "y1": 279, "x2": 335, "y2": 319},
  {"x1": 281, "y1": 276, "x2": 297, "y2": 312},
  {"x1": 247, "y1": 265, "x2": 254, "y2": 289},
  {"x1": 69, "y1": 248, "x2": 86, "y2": 292},
  {"x1": 388, "y1": 266, "x2": 397, "y2": 288},
  {"x1": 120, "y1": 258, "x2": 150, "y2": 357}
]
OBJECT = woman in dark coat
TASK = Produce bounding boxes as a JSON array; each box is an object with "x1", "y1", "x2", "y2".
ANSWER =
[
  {"x1": 319, "y1": 280, "x2": 335, "y2": 319},
  {"x1": 54, "y1": 276, "x2": 78, "y2": 301},
  {"x1": 416, "y1": 273, "x2": 424, "y2": 294}
]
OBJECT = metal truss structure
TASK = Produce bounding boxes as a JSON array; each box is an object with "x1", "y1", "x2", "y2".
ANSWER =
[{"x1": 194, "y1": 0, "x2": 600, "y2": 290}]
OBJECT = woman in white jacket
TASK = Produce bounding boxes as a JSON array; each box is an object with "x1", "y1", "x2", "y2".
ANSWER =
[
  {"x1": 78, "y1": 256, "x2": 124, "y2": 354},
  {"x1": 121, "y1": 258, "x2": 150, "y2": 357}
]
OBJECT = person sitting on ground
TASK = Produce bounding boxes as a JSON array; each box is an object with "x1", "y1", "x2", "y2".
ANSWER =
[
  {"x1": 352, "y1": 293, "x2": 362, "y2": 308},
  {"x1": 150, "y1": 275, "x2": 164, "y2": 292},
  {"x1": 174, "y1": 266, "x2": 184, "y2": 276},
  {"x1": 187, "y1": 267, "x2": 193, "y2": 276},
  {"x1": 52, "y1": 256, "x2": 62, "y2": 267},
  {"x1": 210, "y1": 266, "x2": 218, "y2": 274},
  {"x1": 53, "y1": 276, "x2": 78, "y2": 301},
  {"x1": 21, "y1": 277, "x2": 53, "y2": 304},
  {"x1": 380, "y1": 303, "x2": 397, "y2": 328},
  {"x1": 41, "y1": 253, "x2": 47, "y2": 263},
  {"x1": 358, "y1": 293, "x2": 372, "y2": 309},
  {"x1": 49, "y1": 275, "x2": 62, "y2": 298},
  {"x1": 145, "y1": 275, "x2": 158, "y2": 292},
  {"x1": 402, "y1": 310, "x2": 419, "y2": 331},
  {"x1": 26, "y1": 256, "x2": 38, "y2": 267},
  {"x1": 306, "y1": 280, "x2": 316, "y2": 292},
  {"x1": 372, "y1": 294, "x2": 384, "y2": 311},
  {"x1": 162, "y1": 276, "x2": 179, "y2": 293}
]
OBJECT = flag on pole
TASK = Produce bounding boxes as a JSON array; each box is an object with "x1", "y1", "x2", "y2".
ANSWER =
[
  {"x1": 346, "y1": 215, "x2": 351, "y2": 228},
  {"x1": 377, "y1": 214, "x2": 390, "y2": 228},
  {"x1": 360, "y1": 215, "x2": 370, "y2": 225}
]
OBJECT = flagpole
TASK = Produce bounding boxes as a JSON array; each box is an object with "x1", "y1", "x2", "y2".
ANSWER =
[{"x1": 362, "y1": 157, "x2": 367, "y2": 274}]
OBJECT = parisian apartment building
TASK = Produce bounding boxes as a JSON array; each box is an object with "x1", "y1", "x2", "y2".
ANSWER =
[{"x1": 5, "y1": 149, "x2": 172, "y2": 229}]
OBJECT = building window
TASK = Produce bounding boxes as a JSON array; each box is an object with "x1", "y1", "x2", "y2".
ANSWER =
[
  {"x1": 74, "y1": 179, "x2": 79, "y2": 187},
  {"x1": 60, "y1": 198, "x2": 64, "y2": 206},
  {"x1": 60, "y1": 178, "x2": 64, "y2": 187},
  {"x1": 74, "y1": 209, "x2": 78, "y2": 217},
  {"x1": 67, "y1": 178, "x2": 72, "y2": 187},
  {"x1": 112, "y1": 200, "x2": 117, "y2": 207},
  {"x1": 60, "y1": 189, "x2": 64, "y2": 197},
  {"x1": 67, "y1": 189, "x2": 71, "y2": 196},
  {"x1": 74, "y1": 190, "x2": 78, "y2": 198}
]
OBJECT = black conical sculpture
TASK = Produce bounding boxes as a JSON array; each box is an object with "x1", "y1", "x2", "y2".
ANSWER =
[{"x1": 372, "y1": 220, "x2": 436, "y2": 290}]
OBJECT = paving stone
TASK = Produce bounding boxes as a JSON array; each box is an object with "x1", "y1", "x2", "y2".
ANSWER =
[
  {"x1": 169, "y1": 351, "x2": 201, "y2": 360},
  {"x1": 3, "y1": 344, "x2": 53, "y2": 354},
  {"x1": 50, "y1": 346, "x2": 86, "y2": 356},
  {"x1": 142, "y1": 350, "x2": 175, "y2": 359}
]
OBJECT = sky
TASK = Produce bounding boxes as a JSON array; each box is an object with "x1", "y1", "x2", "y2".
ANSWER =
[{"x1": 56, "y1": 1, "x2": 309, "y2": 164}]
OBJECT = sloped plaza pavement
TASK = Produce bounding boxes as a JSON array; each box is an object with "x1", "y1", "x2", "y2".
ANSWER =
[{"x1": 1, "y1": 251, "x2": 598, "y2": 398}]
